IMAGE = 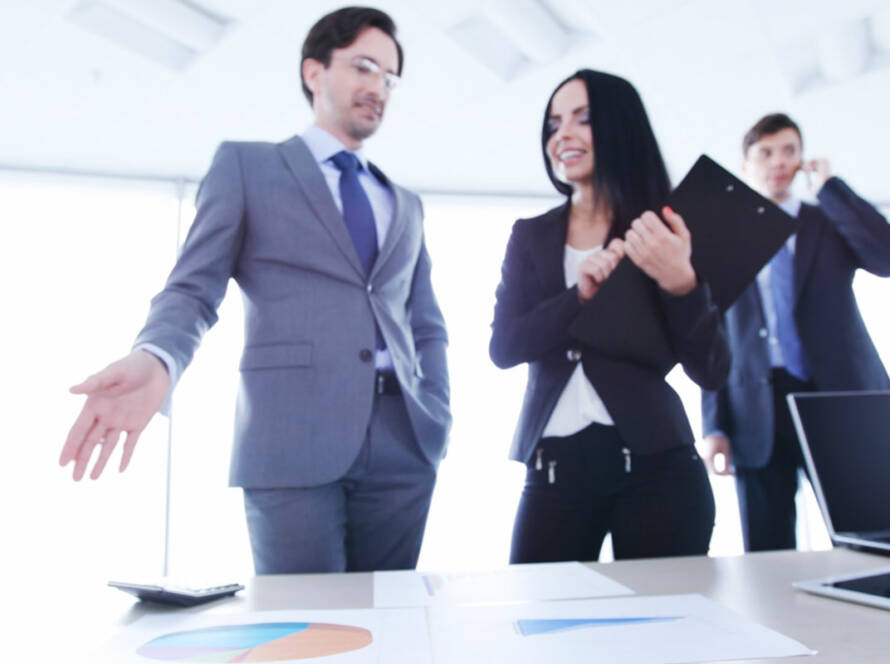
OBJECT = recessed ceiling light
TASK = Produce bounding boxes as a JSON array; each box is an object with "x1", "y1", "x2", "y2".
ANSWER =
[
  {"x1": 447, "y1": 0, "x2": 588, "y2": 81},
  {"x1": 447, "y1": 15, "x2": 531, "y2": 81},
  {"x1": 67, "y1": 0, "x2": 230, "y2": 71}
]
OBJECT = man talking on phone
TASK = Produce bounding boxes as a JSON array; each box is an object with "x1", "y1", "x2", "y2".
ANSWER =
[{"x1": 701, "y1": 113, "x2": 890, "y2": 552}]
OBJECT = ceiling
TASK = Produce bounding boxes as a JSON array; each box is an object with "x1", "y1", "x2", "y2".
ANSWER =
[{"x1": 2, "y1": 0, "x2": 889, "y2": 201}]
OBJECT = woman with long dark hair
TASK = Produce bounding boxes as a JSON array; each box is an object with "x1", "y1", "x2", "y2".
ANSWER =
[{"x1": 490, "y1": 70, "x2": 730, "y2": 563}]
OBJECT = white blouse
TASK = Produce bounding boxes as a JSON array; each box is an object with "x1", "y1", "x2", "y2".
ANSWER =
[{"x1": 541, "y1": 244, "x2": 615, "y2": 438}]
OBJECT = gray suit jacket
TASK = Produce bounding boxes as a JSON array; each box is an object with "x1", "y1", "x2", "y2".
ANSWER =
[{"x1": 135, "y1": 136, "x2": 451, "y2": 488}]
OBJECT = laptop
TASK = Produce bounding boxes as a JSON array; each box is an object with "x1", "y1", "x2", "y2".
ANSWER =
[{"x1": 787, "y1": 390, "x2": 890, "y2": 610}]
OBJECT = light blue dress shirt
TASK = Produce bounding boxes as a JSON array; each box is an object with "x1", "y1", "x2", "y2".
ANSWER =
[
  {"x1": 755, "y1": 196, "x2": 802, "y2": 369},
  {"x1": 301, "y1": 124, "x2": 395, "y2": 250}
]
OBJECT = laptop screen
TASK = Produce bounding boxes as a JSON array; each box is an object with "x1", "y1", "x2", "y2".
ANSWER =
[{"x1": 790, "y1": 391, "x2": 890, "y2": 537}]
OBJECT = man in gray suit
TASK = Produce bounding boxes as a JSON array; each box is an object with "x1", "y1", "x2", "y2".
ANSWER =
[{"x1": 59, "y1": 7, "x2": 451, "y2": 574}]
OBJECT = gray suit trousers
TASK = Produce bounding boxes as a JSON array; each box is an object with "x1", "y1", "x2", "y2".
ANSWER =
[{"x1": 243, "y1": 392, "x2": 437, "y2": 573}]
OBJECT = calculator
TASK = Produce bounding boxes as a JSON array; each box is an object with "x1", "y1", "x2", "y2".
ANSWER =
[{"x1": 108, "y1": 580, "x2": 245, "y2": 606}]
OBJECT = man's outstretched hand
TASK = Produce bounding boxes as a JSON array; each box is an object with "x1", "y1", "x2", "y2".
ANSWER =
[{"x1": 60, "y1": 350, "x2": 170, "y2": 480}]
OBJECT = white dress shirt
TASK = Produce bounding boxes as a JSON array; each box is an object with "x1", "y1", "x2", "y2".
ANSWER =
[{"x1": 542, "y1": 244, "x2": 615, "y2": 438}]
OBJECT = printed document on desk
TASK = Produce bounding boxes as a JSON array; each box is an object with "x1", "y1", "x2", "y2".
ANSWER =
[
  {"x1": 373, "y1": 561, "x2": 632, "y2": 608},
  {"x1": 428, "y1": 593, "x2": 814, "y2": 664}
]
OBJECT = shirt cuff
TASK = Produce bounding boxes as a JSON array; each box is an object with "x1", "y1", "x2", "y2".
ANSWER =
[{"x1": 134, "y1": 343, "x2": 178, "y2": 416}]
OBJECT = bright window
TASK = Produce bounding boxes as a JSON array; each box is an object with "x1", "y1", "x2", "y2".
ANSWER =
[
  {"x1": 1, "y1": 172, "x2": 178, "y2": 593},
  {"x1": 7, "y1": 168, "x2": 887, "y2": 581}
]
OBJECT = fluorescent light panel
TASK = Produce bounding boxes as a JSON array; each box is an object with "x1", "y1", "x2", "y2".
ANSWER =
[
  {"x1": 873, "y1": 6, "x2": 890, "y2": 51},
  {"x1": 107, "y1": 0, "x2": 227, "y2": 51},
  {"x1": 775, "y1": 14, "x2": 884, "y2": 94},
  {"x1": 816, "y1": 19, "x2": 871, "y2": 82},
  {"x1": 484, "y1": 0, "x2": 571, "y2": 64},
  {"x1": 448, "y1": 15, "x2": 531, "y2": 81},
  {"x1": 540, "y1": 0, "x2": 599, "y2": 35},
  {"x1": 67, "y1": 0, "x2": 229, "y2": 71},
  {"x1": 447, "y1": 0, "x2": 583, "y2": 81}
]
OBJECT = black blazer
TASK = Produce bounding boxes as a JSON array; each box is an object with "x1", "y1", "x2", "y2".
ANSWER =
[
  {"x1": 701, "y1": 177, "x2": 890, "y2": 469},
  {"x1": 491, "y1": 203, "x2": 730, "y2": 463}
]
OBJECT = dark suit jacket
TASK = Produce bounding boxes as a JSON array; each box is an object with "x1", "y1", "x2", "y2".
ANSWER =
[
  {"x1": 490, "y1": 203, "x2": 730, "y2": 463},
  {"x1": 701, "y1": 177, "x2": 890, "y2": 469},
  {"x1": 135, "y1": 136, "x2": 451, "y2": 488}
]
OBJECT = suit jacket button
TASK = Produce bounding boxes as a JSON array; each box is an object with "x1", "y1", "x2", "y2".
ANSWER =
[
  {"x1": 566, "y1": 349, "x2": 582, "y2": 362},
  {"x1": 758, "y1": 327, "x2": 768, "y2": 338},
  {"x1": 366, "y1": 283, "x2": 374, "y2": 294},
  {"x1": 359, "y1": 349, "x2": 373, "y2": 362}
]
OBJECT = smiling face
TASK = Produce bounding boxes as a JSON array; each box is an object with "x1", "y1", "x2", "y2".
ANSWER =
[
  {"x1": 302, "y1": 27, "x2": 399, "y2": 149},
  {"x1": 742, "y1": 127, "x2": 803, "y2": 203},
  {"x1": 545, "y1": 78, "x2": 594, "y2": 187}
]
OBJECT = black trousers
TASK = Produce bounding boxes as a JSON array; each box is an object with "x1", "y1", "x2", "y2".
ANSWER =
[
  {"x1": 735, "y1": 368, "x2": 815, "y2": 552},
  {"x1": 510, "y1": 422, "x2": 715, "y2": 563}
]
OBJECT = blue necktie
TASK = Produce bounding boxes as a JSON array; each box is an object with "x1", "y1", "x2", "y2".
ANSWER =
[
  {"x1": 330, "y1": 150, "x2": 385, "y2": 350},
  {"x1": 331, "y1": 150, "x2": 379, "y2": 277},
  {"x1": 770, "y1": 242, "x2": 810, "y2": 381}
]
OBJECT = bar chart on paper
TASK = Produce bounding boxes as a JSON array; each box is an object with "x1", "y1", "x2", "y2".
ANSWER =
[
  {"x1": 514, "y1": 616, "x2": 682, "y2": 636},
  {"x1": 136, "y1": 622, "x2": 372, "y2": 661},
  {"x1": 429, "y1": 595, "x2": 814, "y2": 664}
]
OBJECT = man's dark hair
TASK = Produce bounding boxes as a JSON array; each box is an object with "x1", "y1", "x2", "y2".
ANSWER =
[
  {"x1": 541, "y1": 69, "x2": 671, "y2": 241},
  {"x1": 300, "y1": 6, "x2": 403, "y2": 104},
  {"x1": 742, "y1": 113, "x2": 803, "y2": 156}
]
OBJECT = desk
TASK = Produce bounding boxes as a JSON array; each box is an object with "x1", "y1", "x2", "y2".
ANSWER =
[
  {"x1": 592, "y1": 549, "x2": 889, "y2": 663},
  {"x1": 32, "y1": 549, "x2": 889, "y2": 663}
]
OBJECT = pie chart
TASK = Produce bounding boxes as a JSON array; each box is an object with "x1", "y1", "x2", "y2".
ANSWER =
[{"x1": 136, "y1": 622, "x2": 373, "y2": 662}]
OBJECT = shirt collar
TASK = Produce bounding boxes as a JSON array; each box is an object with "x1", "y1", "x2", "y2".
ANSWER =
[
  {"x1": 302, "y1": 124, "x2": 370, "y2": 170},
  {"x1": 778, "y1": 195, "x2": 802, "y2": 218}
]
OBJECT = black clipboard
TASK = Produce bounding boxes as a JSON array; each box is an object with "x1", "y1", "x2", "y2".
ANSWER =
[
  {"x1": 671, "y1": 154, "x2": 800, "y2": 310},
  {"x1": 568, "y1": 154, "x2": 800, "y2": 373}
]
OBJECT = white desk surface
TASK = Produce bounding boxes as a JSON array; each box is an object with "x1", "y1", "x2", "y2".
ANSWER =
[{"x1": 29, "y1": 548, "x2": 890, "y2": 663}]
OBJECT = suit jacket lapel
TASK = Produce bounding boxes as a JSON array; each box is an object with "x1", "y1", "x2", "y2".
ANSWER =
[
  {"x1": 277, "y1": 136, "x2": 366, "y2": 281},
  {"x1": 529, "y1": 202, "x2": 571, "y2": 297},
  {"x1": 793, "y1": 204, "x2": 825, "y2": 304},
  {"x1": 368, "y1": 161, "x2": 406, "y2": 278},
  {"x1": 745, "y1": 279, "x2": 768, "y2": 329}
]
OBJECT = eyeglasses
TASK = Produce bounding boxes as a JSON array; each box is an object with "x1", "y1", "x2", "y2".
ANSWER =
[{"x1": 346, "y1": 55, "x2": 400, "y2": 91}]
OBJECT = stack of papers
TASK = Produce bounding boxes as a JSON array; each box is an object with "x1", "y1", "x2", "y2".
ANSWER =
[{"x1": 101, "y1": 561, "x2": 814, "y2": 663}]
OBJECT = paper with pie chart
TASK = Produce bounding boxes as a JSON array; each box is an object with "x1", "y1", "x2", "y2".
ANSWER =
[
  {"x1": 102, "y1": 608, "x2": 430, "y2": 663},
  {"x1": 137, "y1": 622, "x2": 372, "y2": 661}
]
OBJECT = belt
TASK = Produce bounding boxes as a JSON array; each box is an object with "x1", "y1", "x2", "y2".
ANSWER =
[{"x1": 375, "y1": 370, "x2": 401, "y2": 395}]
